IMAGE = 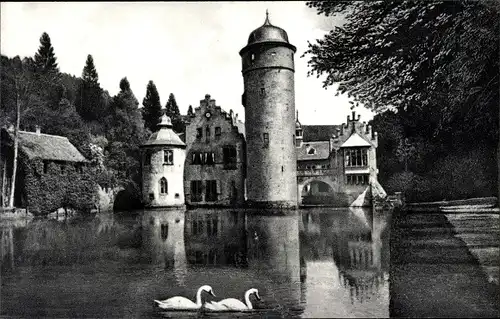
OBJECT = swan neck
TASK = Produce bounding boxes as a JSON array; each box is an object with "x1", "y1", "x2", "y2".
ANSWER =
[
  {"x1": 196, "y1": 288, "x2": 203, "y2": 306},
  {"x1": 244, "y1": 291, "x2": 253, "y2": 310}
]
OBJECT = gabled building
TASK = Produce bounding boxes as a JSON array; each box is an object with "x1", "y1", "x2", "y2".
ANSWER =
[
  {"x1": 296, "y1": 111, "x2": 386, "y2": 207},
  {"x1": 183, "y1": 94, "x2": 246, "y2": 207},
  {"x1": 0, "y1": 127, "x2": 94, "y2": 214}
]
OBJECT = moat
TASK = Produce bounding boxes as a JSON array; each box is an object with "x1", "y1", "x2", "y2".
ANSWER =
[{"x1": 1, "y1": 207, "x2": 498, "y2": 318}]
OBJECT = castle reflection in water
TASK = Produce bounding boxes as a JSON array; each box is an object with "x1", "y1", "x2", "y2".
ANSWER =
[{"x1": 1, "y1": 208, "x2": 391, "y2": 317}]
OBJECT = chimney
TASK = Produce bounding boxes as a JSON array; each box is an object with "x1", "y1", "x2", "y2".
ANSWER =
[{"x1": 35, "y1": 125, "x2": 41, "y2": 135}]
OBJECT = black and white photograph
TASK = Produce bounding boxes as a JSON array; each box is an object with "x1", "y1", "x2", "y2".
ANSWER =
[{"x1": 0, "y1": 1, "x2": 498, "y2": 318}]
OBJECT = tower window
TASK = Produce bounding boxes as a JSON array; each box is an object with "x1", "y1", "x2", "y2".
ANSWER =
[
  {"x1": 163, "y1": 150, "x2": 173, "y2": 165},
  {"x1": 263, "y1": 133, "x2": 269, "y2": 148},
  {"x1": 196, "y1": 128, "x2": 202, "y2": 139},
  {"x1": 251, "y1": 53, "x2": 255, "y2": 62},
  {"x1": 160, "y1": 177, "x2": 168, "y2": 194},
  {"x1": 215, "y1": 127, "x2": 221, "y2": 138},
  {"x1": 206, "y1": 126, "x2": 210, "y2": 143},
  {"x1": 43, "y1": 160, "x2": 49, "y2": 173},
  {"x1": 161, "y1": 223, "x2": 168, "y2": 240},
  {"x1": 293, "y1": 134, "x2": 295, "y2": 146}
]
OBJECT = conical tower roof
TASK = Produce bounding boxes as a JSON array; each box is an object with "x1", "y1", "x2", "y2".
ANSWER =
[{"x1": 142, "y1": 113, "x2": 186, "y2": 148}]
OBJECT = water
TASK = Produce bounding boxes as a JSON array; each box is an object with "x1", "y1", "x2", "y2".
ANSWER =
[{"x1": 1, "y1": 207, "x2": 392, "y2": 318}]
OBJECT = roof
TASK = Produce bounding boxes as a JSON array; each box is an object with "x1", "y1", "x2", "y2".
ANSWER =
[
  {"x1": 297, "y1": 141, "x2": 331, "y2": 161},
  {"x1": 4, "y1": 129, "x2": 88, "y2": 162},
  {"x1": 302, "y1": 125, "x2": 341, "y2": 142},
  {"x1": 340, "y1": 132, "x2": 371, "y2": 148},
  {"x1": 247, "y1": 12, "x2": 290, "y2": 46},
  {"x1": 142, "y1": 114, "x2": 186, "y2": 148}
]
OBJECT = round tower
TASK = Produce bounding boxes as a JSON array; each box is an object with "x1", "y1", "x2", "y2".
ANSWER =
[
  {"x1": 240, "y1": 12, "x2": 297, "y2": 208},
  {"x1": 140, "y1": 113, "x2": 186, "y2": 208}
]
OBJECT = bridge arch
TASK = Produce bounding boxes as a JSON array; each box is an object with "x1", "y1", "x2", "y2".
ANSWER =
[{"x1": 298, "y1": 177, "x2": 336, "y2": 206}]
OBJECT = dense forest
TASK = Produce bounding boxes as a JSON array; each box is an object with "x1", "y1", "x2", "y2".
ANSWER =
[
  {"x1": 304, "y1": 1, "x2": 499, "y2": 202},
  {"x1": 1, "y1": 32, "x2": 186, "y2": 209}
]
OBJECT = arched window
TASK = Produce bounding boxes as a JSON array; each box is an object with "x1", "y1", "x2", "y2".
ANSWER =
[{"x1": 159, "y1": 177, "x2": 168, "y2": 194}]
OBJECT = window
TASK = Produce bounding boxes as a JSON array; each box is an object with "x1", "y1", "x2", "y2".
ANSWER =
[
  {"x1": 163, "y1": 150, "x2": 173, "y2": 165},
  {"x1": 192, "y1": 152, "x2": 203, "y2": 165},
  {"x1": 215, "y1": 127, "x2": 221, "y2": 138},
  {"x1": 206, "y1": 126, "x2": 210, "y2": 143},
  {"x1": 43, "y1": 161, "x2": 49, "y2": 174},
  {"x1": 196, "y1": 128, "x2": 203, "y2": 139},
  {"x1": 345, "y1": 148, "x2": 368, "y2": 167},
  {"x1": 190, "y1": 180, "x2": 203, "y2": 202},
  {"x1": 293, "y1": 134, "x2": 295, "y2": 146},
  {"x1": 308, "y1": 148, "x2": 316, "y2": 155},
  {"x1": 205, "y1": 180, "x2": 218, "y2": 202},
  {"x1": 206, "y1": 216, "x2": 218, "y2": 237},
  {"x1": 251, "y1": 53, "x2": 255, "y2": 62},
  {"x1": 260, "y1": 88, "x2": 265, "y2": 95},
  {"x1": 203, "y1": 152, "x2": 215, "y2": 165},
  {"x1": 60, "y1": 163, "x2": 66, "y2": 173},
  {"x1": 74, "y1": 163, "x2": 84, "y2": 174},
  {"x1": 346, "y1": 174, "x2": 369, "y2": 185},
  {"x1": 192, "y1": 216, "x2": 203, "y2": 235},
  {"x1": 161, "y1": 223, "x2": 168, "y2": 240},
  {"x1": 160, "y1": 177, "x2": 168, "y2": 194},
  {"x1": 149, "y1": 193, "x2": 155, "y2": 201},
  {"x1": 223, "y1": 146, "x2": 237, "y2": 169},
  {"x1": 263, "y1": 133, "x2": 269, "y2": 148}
]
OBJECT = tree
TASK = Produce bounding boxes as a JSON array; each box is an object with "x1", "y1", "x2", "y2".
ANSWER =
[
  {"x1": 187, "y1": 105, "x2": 194, "y2": 117},
  {"x1": 303, "y1": 1, "x2": 499, "y2": 201},
  {"x1": 76, "y1": 54, "x2": 104, "y2": 122},
  {"x1": 104, "y1": 77, "x2": 146, "y2": 191},
  {"x1": 165, "y1": 93, "x2": 183, "y2": 133},
  {"x1": 303, "y1": 1, "x2": 498, "y2": 132},
  {"x1": 34, "y1": 32, "x2": 59, "y2": 74},
  {"x1": 82, "y1": 54, "x2": 99, "y2": 86},
  {"x1": 142, "y1": 80, "x2": 162, "y2": 132}
]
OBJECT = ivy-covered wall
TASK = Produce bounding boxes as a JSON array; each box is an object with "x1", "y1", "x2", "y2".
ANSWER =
[{"x1": 22, "y1": 156, "x2": 97, "y2": 215}]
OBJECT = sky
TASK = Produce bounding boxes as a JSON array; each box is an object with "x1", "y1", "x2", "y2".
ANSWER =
[{"x1": 0, "y1": 2, "x2": 374, "y2": 125}]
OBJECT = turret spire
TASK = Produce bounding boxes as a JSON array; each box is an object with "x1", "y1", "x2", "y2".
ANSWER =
[{"x1": 264, "y1": 9, "x2": 271, "y2": 25}]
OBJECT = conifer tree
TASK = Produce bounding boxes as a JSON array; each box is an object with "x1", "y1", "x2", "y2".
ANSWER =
[
  {"x1": 187, "y1": 104, "x2": 194, "y2": 117},
  {"x1": 165, "y1": 93, "x2": 183, "y2": 133},
  {"x1": 76, "y1": 54, "x2": 103, "y2": 122},
  {"x1": 82, "y1": 54, "x2": 99, "y2": 86},
  {"x1": 34, "y1": 32, "x2": 59, "y2": 73},
  {"x1": 142, "y1": 80, "x2": 162, "y2": 132}
]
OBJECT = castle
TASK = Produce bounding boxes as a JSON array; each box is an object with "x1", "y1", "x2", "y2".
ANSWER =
[{"x1": 141, "y1": 13, "x2": 386, "y2": 209}]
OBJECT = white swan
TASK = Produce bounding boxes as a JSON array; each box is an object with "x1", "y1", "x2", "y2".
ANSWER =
[
  {"x1": 154, "y1": 285, "x2": 215, "y2": 310},
  {"x1": 204, "y1": 288, "x2": 261, "y2": 311}
]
